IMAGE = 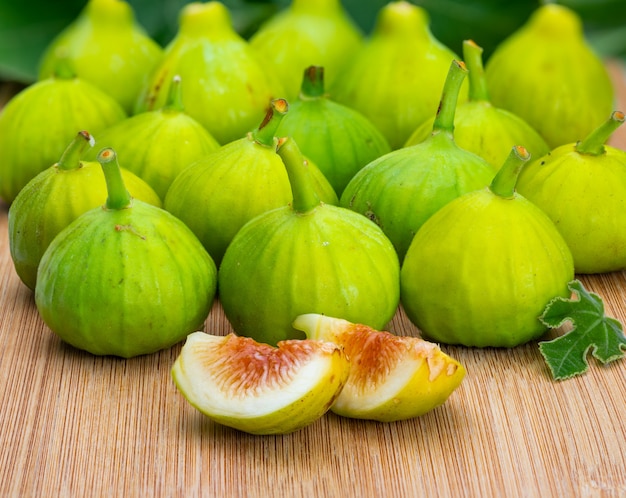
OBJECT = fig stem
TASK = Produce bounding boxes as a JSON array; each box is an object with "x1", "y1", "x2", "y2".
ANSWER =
[
  {"x1": 163, "y1": 75, "x2": 185, "y2": 112},
  {"x1": 251, "y1": 98, "x2": 289, "y2": 148},
  {"x1": 276, "y1": 137, "x2": 320, "y2": 213},
  {"x1": 300, "y1": 66, "x2": 326, "y2": 99},
  {"x1": 489, "y1": 145, "x2": 531, "y2": 199},
  {"x1": 52, "y1": 53, "x2": 76, "y2": 80},
  {"x1": 57, "y1": 131, "x2": 95, "y2": 171},
  {"x1": 462, "y1": 39, "x2": 489, "y2": 102},
  {"x1": 575, "y1": 111, "x2": 625, "y2": 156},
  {"x1": 432, "y1": 60, "x2": 468, "y2": 135},
  {"x1": 97, "y1": 148, "x2": 133, "y2": 210}
]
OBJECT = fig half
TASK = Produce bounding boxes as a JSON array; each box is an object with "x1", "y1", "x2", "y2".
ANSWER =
[
  {"x1": 171, "y1": 332, "x2": 350, "y2": 435},
  {"x1": 293, "y1": 314, "x2": 466, "y2": 422}
]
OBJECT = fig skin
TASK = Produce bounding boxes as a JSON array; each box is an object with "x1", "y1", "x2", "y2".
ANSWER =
[
  {"x1": 275, "y1": 66, "x2": 391, "y2": 196},
  {"x1": 340, "y1": 60, "x2": 494, "y2": 263},
  {"x1": 0, "y1": 64, "x2": 126, "y2": 204},
  {"x1": 485, "y1": 4, "x2": 614, "y2": 149},
  {"x1": 164, "y1": 99, "x2": 337, "y2": 266},
  {"x1": 83, "y1": 75, "x2": 220, "y2": 200},
  {"x1": 405, "y1": 40, "x2": 550, "y2": 171},
  {"x1": 400, "y1": 146, "x2": 575, "y2": 348},
  {"x1": 38, "y1": 0, "x2": 163, "y2": 113},
  {"x1": 218, "y1": 137, "x2": 400, "y2": 347},
  {"x1": 35, "y1": 149, "x2": 217, "y2": 358},
  {"x1": 171, "y1": 332, "x2": 350, "y2": 435},
  {"x1": 249, "y1": 0, "x2": 363, "y2": 101},
  {"x1": 8, "y1": 131, "x2": 161, "y2": 291},
  {"x1": 330, "y1": 1, "x2": 466, "y2": 150},
  {"x1": 135, "y1": 1, "x2": 284, "y2": 145},
  {"x1": 293, "y1": 314, "x2": 466, "y2": 422},
  {"x1": 517, "y1": 111, "x2": 626, "y2": 274}
]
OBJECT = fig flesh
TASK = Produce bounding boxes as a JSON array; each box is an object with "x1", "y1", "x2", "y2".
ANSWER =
[
  {"x1": 485, "y1": 4, "x2": 614, "y2": 148},
  {"x1": 400, "y1": 146, "x2": 575, "y2": 347},
  {"x1": 218, "y1": 137, "x2": 400, "y2": 346},
  {"x1": 35, "y1": 148, "x2": 217, "y2": 358},
  {"x1": 8, "y1": 131, "x2": 161, "y2": 291},
  {"x1": 293, "y1": 314, "x2": 466, "y2": 422},
  {"x1": 171, "y1": 332, "x2": 350, "y2": 435},
  {"x1": 517, "y1": 111, "x2": 626, "y2": 274}
]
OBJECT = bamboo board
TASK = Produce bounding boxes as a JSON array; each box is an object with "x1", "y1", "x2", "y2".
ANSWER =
[{"x1": 1, "y1": 62, "x2": 625, "y2": 498}]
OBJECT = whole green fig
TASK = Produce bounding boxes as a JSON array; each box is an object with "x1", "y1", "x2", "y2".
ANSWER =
[
  {"x1": 218, "y1": 137, "x2": 400, "y2": 347},
  {"x1": 249, "y1": 0, "x2": 363, "y2": 101},
  {"x1": 330, "y1": 1, "x2": 464, "y2": 149},
  {"x1": 401, "y1": 146, "x2": 575, "y2": 348},
  {"x1": 38, "y1": 0, "x2": 163, "y2": 113},
  {"x1": 275, "y1": 66, "x2": 390, "y2": 196},
  {"x1": 485, "y1": 3, "x2": 614, "y2": 148},
  {"x1": 83, "y1": 75, "x2": 220, "y2": 200},
  {"x1": 0, "y1": 62, "x2": 126, "y2": 204},
  {"x1": 135, "y1": 1, "x2": 283, "y2": 145},
  {"x1": 35, "y1": 148, "x2": 217, "y2": 358},
  {"x1": 8, "y1": 131, "x2": 161, "y2": 291},
  {"x1": 164, "y1": 99, "x2": 337, "y2": 265},
  {"x1": 340, "y1": 60, "x2": 494, "y2": 262},
  {"x1": 405, "y1": 39, "x2": 550, "y2": 170},
  {"x1": 517, "y1": 111, "x2": 626, "y2": 274}
]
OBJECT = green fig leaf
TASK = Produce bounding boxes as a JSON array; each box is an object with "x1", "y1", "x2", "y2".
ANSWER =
[{"x1": 538, "y1": 280, "x2": 626, "y2": 381}]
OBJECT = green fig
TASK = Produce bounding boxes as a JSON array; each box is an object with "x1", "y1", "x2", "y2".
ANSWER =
[
  {"x1": 405, "y1": 39, "x2": 550, "y2": 170},
  {"x1": 135, "y1": 1, "x2": 283, "y2": 145},
  {"x1": 8, "y1": 131, "x2": 161, "y2": 291},
  {"x1": 164, "y1": 99, "x2": 337, "y2": 265},
  {"x1": 485, "y1": 3, "x2": 614, "y2": 149},
  {"x1": 83, "y1": 75, "x2": 220, "y2": 200},
  {"x1": 0, "y1": 62, "x2": 126, "y2": 204},
  {"x1": 340, "y1": 60, "x2": 494, "y2": 262},
  {"x1": 38, "y1": 0, "x2": 163, "y2": 113},
  {"x1": 330, "y1": 1, "x2": 465, "y2": 149},
  {"x1": 275, "y1": 66, "x2": 390, "y2": 196},
  {"x1": 401, "y1": 146, "x2": 575, "y2": 348},
  {"x1": 249, "y1": 0, "x2": 363, "y2": 101},
  {"x1": 517, "y1": 111, "x2": 626, "y2": 274},
  {"x1": 218, "y1": 136, "x2": 400, "y2": 347},
  {"x1": 35, "y1": 148, "x2": 217, "y2": 358}
]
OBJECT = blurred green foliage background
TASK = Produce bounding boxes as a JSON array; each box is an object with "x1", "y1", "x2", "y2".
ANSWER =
[{"x1": 0, "y1": 0, "x2": 624, "y2": 83}]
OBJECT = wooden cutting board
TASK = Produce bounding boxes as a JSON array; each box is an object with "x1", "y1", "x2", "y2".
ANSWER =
[{"x1": 1, "y1": 62, "x2": 625, "y2": 498}]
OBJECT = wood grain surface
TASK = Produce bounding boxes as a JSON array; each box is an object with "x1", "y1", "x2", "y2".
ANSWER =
[{"x1": 1, "y1": 62, "x2": 625, "y2": 498}]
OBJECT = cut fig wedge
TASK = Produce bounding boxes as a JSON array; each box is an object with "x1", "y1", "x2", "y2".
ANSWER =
[
  {"x1": 171, "y1": 332, "x2": 350, "y2": 435},
  {"x1": 293, "y1": 314, "x2": 466, "y2": 422}
]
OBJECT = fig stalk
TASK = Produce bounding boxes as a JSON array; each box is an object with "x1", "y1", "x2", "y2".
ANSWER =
[
  {"x1": 163, "y1": 75, "x2": 185, "y2": 112},
  {"x1": 277, "y1": 136, "x2": 321, "y2": 213},
  {"x1": 57, "y1": 131, "x2": 95, "y2": 171},
  {"x1": 489, "y1": 145, "x2": 531, "y2": 199},
  {"x1": 251, "y1": 99, "x2": 289, "y2": 148},
  {"x1": 97, "y1": 148, "x2": 132, "y2": 210},
  {"x1": 463, "y1": 40, "x2": 489, "y2": 102},
  {"x1": 576, "y1": 111, "x2": 625, "y2": 156},
  {"x1": 300, "y1": 66, "x2": 326, "y2": 98},
  {"x1": 432, "y1": 60, "x2": 468, "y2": 136}
]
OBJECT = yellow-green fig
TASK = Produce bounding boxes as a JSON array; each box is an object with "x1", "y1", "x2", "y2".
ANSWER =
[
  {"x1": 172, "y1": 332, "x2": 350, "y2": 435},
  {"x1": 485, "y1": 3, "x2": 614, "y2": 148},
  {"x1": 218, "y1": 137, "x2": 400, "y2": 347},
  {"x1": 35, "y1": 148, "x2": 217, "y2": 358},
  {"x1": 249, "y1": 0, "x2": 363, "y2": 101},
  {"x1": 401, "y1": 146, "x2": 575, "y2": 348},
  {"x1": 135, "y1": 1, "x2": 284, "y2": 145},
  {"x1": 405, "y1": 39, "x2": 550, "y2": 170},
  {"x1": 517, "y1": 111, "x2": 626, "y2": 274},
  {"x1": 38, "y1": 0, "x2": 163, "y2": 113},
  {"x1": 164, "y1": 99, "x2": 337, "y2": 265},
  {"x1": 330, "y1": 1, "x2": 465, "y2": 149},
  {"x1": 9, "y1": 131, "x2": 161, "y2": 291},
  {"x1": 83, "y1": 75, "x2": 220, "y2": 200},
  {"x1": 0, "y1": 62, "x2": 126, "y2": 203}
]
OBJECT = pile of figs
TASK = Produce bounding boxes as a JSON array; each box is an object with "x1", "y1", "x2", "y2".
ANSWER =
[{"x1": 1, "y1": 0, "x2": 623, "y2": 433}]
